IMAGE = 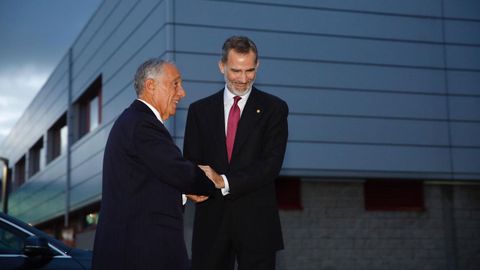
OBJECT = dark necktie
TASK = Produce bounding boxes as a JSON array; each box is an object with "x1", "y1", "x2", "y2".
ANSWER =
[{"x1": 226, "y1": 96, "x2": 241, "y2": 162}]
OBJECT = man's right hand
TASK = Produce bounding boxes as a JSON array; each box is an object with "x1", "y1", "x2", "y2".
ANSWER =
[{"x1": 186, "y1": 194, "x2": 209, "y2": 203}]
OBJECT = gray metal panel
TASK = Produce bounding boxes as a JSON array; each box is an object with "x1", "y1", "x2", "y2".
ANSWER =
[
  {"x1": 216, "y1": 0, "x2": 443, "y2": 16},
  {"x1": 449, "y1": 96, "x2": 480, "y2": 121},
  {"x1": 174, "y1": 109, "x2": 450, "y2": 147},
  {"x1": 72, "y1": 0, "x2": 137, "y2": 82},
  {"x1": 16, "y1": 181, "x2": 65, "y2": 222},
  {"x1": 176, "y1": 81, "x2": 224, "y2": 106},
  {"x1": 71, "y1": 0, "x2": 118, "y2": 62},
  {"x1": 8, "y1": 157, "x2": 67, "y2": 223},
  {"x1": 268, "y1": 86, "x2": 449, "y2": 119},
  {"x1": 70, "y1": 127, "x2": 108, "y2": 170},
  {"x1": 70, "y1": 149, "x2": 102, "y2": 188},
  {"x1": 174, "y1": 25, "x2": 445, "y2": 68},
  {"x1": 14, "y1": 156, "x2": 66, "y2": 194},
  {"x1": 444, "y1": 20, "x2": 480, "y2": 45},
  {"x1": 102, "y1": 28, "x2": 169, "y2": 107},
  {"x1": 99, "y1": 4, "x2": 169, "y2": 90},
  {"x1": 177, "y1": 53, "x2": 447, "y2": 94},
  {"x1": 260, "y1": 58, "x2": 446, "y2": 94},
  {"x1": 447, "y1": 71, "x2": 480, "y2": 96},
  {"x1": 175, "y1": 54, "x2": 222, "y2": 85},
  {"x1": 446, "y1": 45, "x2": 480, "y2": 70},
  {"x1": 99, "y1": 25, "x2": 170, "y2": 129},
  {"x1": 72, "y1": 0, "x2": 167, "y2": 100},
  {"x1": 16, "y1": 156, "x2": 67, "y2": 202},
  {"x1": 283, "y1": 142, "x2": 452, "y2": 173},
  {"x1": 177, "y1": 0, "x2": 444, "y2": 42},
  {"x1": 443, "y1": 0, "x2": 480, "y2": 20},
  {"x1": 25, "y1": 194, "x2": 65, "y2": 225},
  {"x1": 70, "y1": 173, "x2": 102, "y2": 210},
  {"x1": 452, "y1": 148, "x2": 480, "y2": 175},
  {"x1": 68, "y1": 129, "x2": 107, "y2": 212},
  {"x1": 287, "y1": 115, "x2": 450, "y2": 147},
  {"x1": 103, "y1": 86, "x2": 135, "y2": 126},
  {"x1": 284, "y1": 143, "x2": 450, "y2": 174},
  {"x1": 169, "y1": 80, "x2": 449, "y2": 122},
  {"x1": 450, "y1": 122, "x2": 480, "y2": 147}
]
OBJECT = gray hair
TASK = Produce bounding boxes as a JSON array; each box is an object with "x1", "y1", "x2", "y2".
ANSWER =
[
  {"x1": 134, "y1": 58, "x2": 168, "y2": 96},
  {"x1": 221, "y1": 36, "x2": 258, "y2": 64}
]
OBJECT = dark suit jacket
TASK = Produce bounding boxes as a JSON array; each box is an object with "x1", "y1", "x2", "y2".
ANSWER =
[
  {"x1": 92, "y1": 100, "x2": 214, "y2": 270},
  {"x1": 184, "y1": 87, "x2": 289, "y2": 265}
]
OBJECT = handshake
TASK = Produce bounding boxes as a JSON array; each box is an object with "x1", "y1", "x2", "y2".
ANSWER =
[{"x1": 187, "y1": 165, "x2": 224, "y2": 203}]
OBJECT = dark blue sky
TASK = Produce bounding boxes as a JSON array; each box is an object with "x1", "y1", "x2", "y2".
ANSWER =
[{"x1": 0, "y1": 0, "x2": 101, "y2": 144}]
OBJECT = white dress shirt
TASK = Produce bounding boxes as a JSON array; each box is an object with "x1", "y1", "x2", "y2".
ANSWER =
[
  {"x1": 220, "y1": 85, "x2": 252, "y2": 196},
  {"x1": 138, "y1": 99, "x2": 163, "y2": 123}
]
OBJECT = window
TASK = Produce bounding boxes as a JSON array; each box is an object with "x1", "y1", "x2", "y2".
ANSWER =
[
  {"x1": 13, "y1": 157, "x2": 25, "y2": 189},
  {"x1": 75, "y1": 75, "x2": 102, "y2": 141},
  {"x1": 47, "y1": 114, "x2": 68, "y2": 163},
  {"x1": 85, "y1": 212, "x2": 99, "y2": 228},
  {"x1": 364, "y1": 180, "x2": 425, "y2": 211},
  {"x1": 89, "y1": 95, "x2": 100, "y2": 131},
  {"x1": 0, "y1": 221, "x2": 26, "y2": 254},
  {"x1": 275, "y1": 176, "x2": 302, "y2": 210},
  {"x1": 28, "y1": 137, "x2": 45, "y2": 177}
]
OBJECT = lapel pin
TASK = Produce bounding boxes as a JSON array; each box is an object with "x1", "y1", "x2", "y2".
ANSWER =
[{"x1": 256, "y1": 109, "x2": 261, "y2": 114}]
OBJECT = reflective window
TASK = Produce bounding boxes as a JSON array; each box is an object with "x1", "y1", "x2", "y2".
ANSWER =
[
  {"x1": 47, "y1": 114, "x2": 67, "y2": 163},
  {"x1": 13, "y1": 157, "x2": 25, "y2": 189},
  {"x1": 28, "y1": 137, "x2": 44, "y2": 177},
  {"x1": 89, "y1": 96, "x2": 99, "y2": 131},
  {"x1": 76, "y1": 75, "x2": 102, "y2": 141},
  {"x1": 60, "y1": 125, "x2": 68, "y2": 156},
  {"x1": 0, "y1": 221, "x2": 26, "y2": 254}
]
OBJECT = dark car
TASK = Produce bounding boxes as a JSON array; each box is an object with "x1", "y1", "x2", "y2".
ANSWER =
[{"x1": 0, "y1": 212, "x2": 92, "y2": 269}]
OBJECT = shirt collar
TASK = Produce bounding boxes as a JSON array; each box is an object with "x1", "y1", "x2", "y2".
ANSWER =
[
  {"x1": 137, "y1": 99, "x2": 164, "y2": 124},
  {"x1": 223, "y1": 84, "x2": 252, "y2": 104}
]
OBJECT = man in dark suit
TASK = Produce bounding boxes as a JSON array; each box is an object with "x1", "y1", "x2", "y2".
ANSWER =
[
  {"x1": 92, "y1": 58, "x2": 218, "y2": 270},
  {"x1": 184, "y1": 36, "x2": 289, "y2": 270}
]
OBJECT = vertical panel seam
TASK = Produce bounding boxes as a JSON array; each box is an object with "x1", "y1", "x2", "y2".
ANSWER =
[{"x1": 440, "y1": 0, "x2": 455, "y2": 180}]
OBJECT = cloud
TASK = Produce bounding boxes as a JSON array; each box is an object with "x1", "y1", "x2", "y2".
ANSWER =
[
  {"x1": 0, "y1": 64, "x2": 51, "y2": 144},
  {"x1": 0, "y1": 110, "x2": 21, "y2": 137},
  {"x1": 0, "y1": 64, "x2": 50, "y2": 95},
  {"x1": 0, "y1": 0, "x2": 102, "y2": 147}
]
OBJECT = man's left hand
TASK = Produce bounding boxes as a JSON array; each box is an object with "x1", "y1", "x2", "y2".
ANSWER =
[{"x1": 198, "y1": 165, "x2": 225, "y2": 189}]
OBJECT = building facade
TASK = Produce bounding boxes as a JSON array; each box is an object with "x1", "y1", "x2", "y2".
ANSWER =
[{"x1": 1, "y1": 0, "x2": 479, "y2": 269}]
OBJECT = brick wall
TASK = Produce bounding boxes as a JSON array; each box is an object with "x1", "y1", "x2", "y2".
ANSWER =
[
  {"x1": 277, "y1": 181, "x2": 480, "y2": 270},
  {"x1": 454, "y1": 185, "x2": 480, "y2": 270}
]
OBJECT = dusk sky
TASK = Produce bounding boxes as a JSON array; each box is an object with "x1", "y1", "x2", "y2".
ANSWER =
[{"x1": 0, "y1": 0, "x2": 101, "y2": 145}]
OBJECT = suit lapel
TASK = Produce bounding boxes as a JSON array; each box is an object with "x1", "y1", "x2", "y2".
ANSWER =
[
  {"x1": 131, "y1": 100, "x2": 173, "y2": 142},
  {"x1": 211, "y1": 91, "x2": 229, "y2": 165},
  {"x1": 232, "y1": 88, "x2": 263, "y2": 159}
]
